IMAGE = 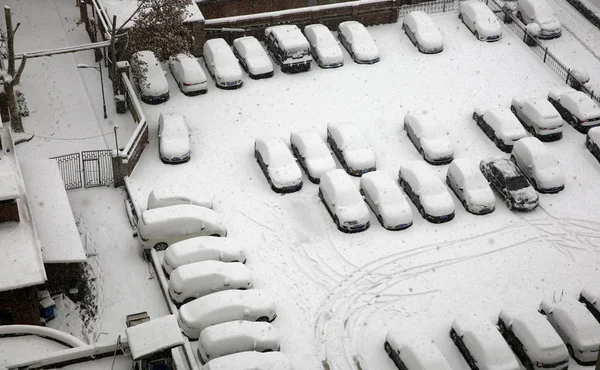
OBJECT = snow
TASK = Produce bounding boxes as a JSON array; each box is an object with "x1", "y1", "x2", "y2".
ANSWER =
[
  {"x1": 201, "y1": 351, "x2": 292, "y2": 370},
  {"x1": 0, "y1": 335, "x2": 67, "y2": 366},
  {"x1": 0, "y1": 170, "x2": 19, "y2": 201},
  {"x1": 125, "y1": 314, "x2": 183, "y2": 360},
  {"x1": 147, "y1": 185, "x2": 213, "y2": 210},
  {"x1": 541, "y1": 298, "x2": 600, "y2": 350},
  {"x1": 589, "y1": 126, "x2": 600, "y2": 143},
  {"x1": 100, "y1": 0, "x2": 204, "y2": 30},
  {"x1": 198, "y1": 321, "x2": 279, "y2": 363},
  {"x1": 20, "y1": 159, "x2": 86, "y2": 263},
  {"x1": 163, "y1": 237, "x2": 247, "y2": 274}
]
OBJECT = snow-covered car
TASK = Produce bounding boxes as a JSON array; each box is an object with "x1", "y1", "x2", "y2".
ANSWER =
[
  {"x1": 265, "y1": 25, "x2": 312, "y2": 73},
  {"x1": 580, "y1": 285, "x2": 600, "y2": 323},
  {"x1": 511, "y1": 137, "x2": 565, "y2": 193},
  {"x1": 203, "y1": 38, "x2": 244, "y2": 89},
  {"x1": 198, "y1": 321, "x2": 280, "y2": 364},
  {"x1": 498, "y1": 307, "x2": 569, "y2": 370},
  {"x1": 404, "y1": 112, "x2": 454, "y2": 165},
  {"x1": 200, "y1": 351, "x2": 292, "y2": 370},
  {"x1": 157, "y1": 112, "x2": 191, "y2": 164},
  {"x1": 403, "y1": 11, "x2": 444, "y2": 54},
  {"x1": 446, "y1": 159, "x2": 495, "y2": 215},
  {"x1": 168, "y1": 261, "x2": 253, "y2": 305},
  {"x1": 548, "y1": 86, "x2": 600, "y2": 133},
  {"x1": 131, "y1": 50, "x2": 170, "y2": 104},
  {"x1": 458, "y1": 0, "x2": 503, "y2": 42},
  {"x1": 168, "y1": 53, "x2": 208, "y2": 95},
  {"x1": 360, "y1": 171, "x2": 413, "y2": 230},
  {"x1": 304, "y1": 24, "x2": 344, "y2": 68},
  {"x1": 586, "y1": 127, "x2": 600, "y2": 162},
  {"x1": 162, "y1": 237, "x2": 247, "y2": 275},
  {"x1": 178, "y1": 289, "x2": 277, "y2": 339},
  {"x1": 539, "y1": 297, "x2": 600, "y2": 365},
  {"x1": 517, "y1": 0, "x2": 562, "y2": 39},
  {"x1": 511, "y1": 96, "x2": 564, "y2": 141},
  {"x1": 327, "y1": 122, "x2": 376, "y2": 176},
  {"x1": 398, "y1": 161, "x2": 455, "y2": 223},
  {"x1": 450, "y1": 314, "x2": 520, "y2": 370},
  {"x1": 337, "y1": 21, "x2": 380, "y2": 64},
  {"x1": 319, "y1": 169, "x2": 370, "y2": 233},
  {"x1": 147, "y1": 185, "x2": 212, "y2": 210},
  {"x1": 473, "y1": 105, "x2": 529, "y2": 152},
  {"x1": 232, "y1": 36, "x2": 274, "y2": 80},
  {"x1": 254, "y1": 137, "x2": 303, "y2": 193},
  {"x1": 290, "y1": 131, "x2": 336, "y2": 184},
  {"x1": 385, "y1": 327, "x2": 453, "y2": 370},
  {"x1": 479, "y1": 158, "x2": 539, "y2": 211}
]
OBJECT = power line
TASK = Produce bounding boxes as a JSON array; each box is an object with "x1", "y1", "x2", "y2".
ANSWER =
[{"x1": 21, "y1": 132, "x2": 113, "y2": 141}]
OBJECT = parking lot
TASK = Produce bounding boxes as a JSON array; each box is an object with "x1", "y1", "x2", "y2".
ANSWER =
[{"x1": 127, "y1": 12, "x2": 600, "y2": 370}]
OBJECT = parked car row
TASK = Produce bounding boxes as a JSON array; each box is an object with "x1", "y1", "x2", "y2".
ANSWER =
[{"x1": 385, "y1": 287, "x2": 600, "y2": 370}]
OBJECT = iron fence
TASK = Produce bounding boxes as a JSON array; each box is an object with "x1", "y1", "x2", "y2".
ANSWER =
[
  {"x1": 398, "y1": 0, "x2": 458, "y2": 16},
  {"x1": 52, "y1": 150, "x2": 114, "y2": 190},
  {"x1": 51, "y1": 153, "x2": 83, "y2": 190}
]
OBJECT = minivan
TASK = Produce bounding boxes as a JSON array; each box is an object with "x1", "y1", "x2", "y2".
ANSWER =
[
  {"x1": 147, "y1": 186, "x2": 213, "y2": 210},
  {"x1": 137, "y1": 204, "x2": 227, "y2": 250},
  {"x1": 168, "y1": 260, "x2": 253, "y2": 305},
  {"x1": 130, "y1": 50, "x2": 170, "y2": 104},
  {"x1": 203, "y1": 38, "x2": 243, "y2": 89},
  {"x1": 265, "y1": 25, "x2": 312, "y2": 73},
  {"x1": 517, "y1": 0, "x2": 562, "y2": 39},
  {"x1": 511, "y1": 137, "x2": 565, "y2": 193}
]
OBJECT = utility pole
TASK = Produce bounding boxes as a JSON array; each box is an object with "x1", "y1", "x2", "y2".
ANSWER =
[{"x1": 2, "y1": 6, "x2": 27, "y2": 132}]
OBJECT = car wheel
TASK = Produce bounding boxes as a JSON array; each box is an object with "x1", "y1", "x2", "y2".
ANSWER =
[
  {"x1": 569, "y1": 114, "x2": 578, "y2": 126},
  {"x1": 377, "y1": 215, "x2": 384, "y2": 227},
  {"x1": 154, "y1": 242, "x2": 168, "y2": 251},
  {"x1": 384, "y1": 341, "x2": 393, "y2": 356},
  {"x1": 517, "y1": 11, "x2": 523, "y2": 22},
  {"x1": 256, "y1": 316, "x2": 270, "y2": 322},
  {"x1": 567, "y1": 344, "x2": 574, "y2": 359},
  {"x1": 474, "y1": 30, "x2": 479, "y2": 39},
  {"x1": 530, "y1": 179, "x2": 538, "y2": 191},
  {"x1": 334, "y1": 215, "x2": 340, "y2": 228},
  {"x1": 419, "y1": 148, "x2": 426, "y2": 160},
  {"x1": 458, "y1": 13, "x2": 463, "y2": 20},
  {"x1": 177, "y1": 82, "x2": 183, "y2": 92},
  {"x1": 472, "y1": 112, "x2": 479, "y2": 122},
  {"x1": 510, "y1": 105, "x2": 517, "y2": 115},
  {"x1": 510, "y1": 155, "x2": 516, "y2": 163},
  {"x1": 318, "y1": 188, "x2": 324, "y2": 202},
  {"x1": 210, "y1": 233, "x2": 221, "y2": 237},
  {"x1": 505, "y1": 198, "x2": 513, "y2": 210}
]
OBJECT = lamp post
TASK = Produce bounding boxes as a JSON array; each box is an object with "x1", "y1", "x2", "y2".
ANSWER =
[{"x1": 77, "y1": 62, "x2": 107, "y2": 119}]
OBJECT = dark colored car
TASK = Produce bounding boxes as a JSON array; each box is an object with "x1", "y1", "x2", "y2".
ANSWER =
[{"x1": 479, "y1": 158, "x2": 539, "y2": 211}]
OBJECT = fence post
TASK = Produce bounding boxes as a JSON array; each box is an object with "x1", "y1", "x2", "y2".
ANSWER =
[
  {"x1": 443, "y1": 1, "x2": 446, "y2": 12},
  {"x1": 544, "y1": 47, "x2": 548, "y2": 63}
]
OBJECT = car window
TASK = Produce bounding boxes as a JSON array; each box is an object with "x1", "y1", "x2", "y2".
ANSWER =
[{"x1": 506, "y1": 176, "x2": 529, "y2": 190}]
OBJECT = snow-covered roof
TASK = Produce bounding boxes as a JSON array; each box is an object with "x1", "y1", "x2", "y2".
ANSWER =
[
  {"x1": 20, "y1": 159, "x2": 87, "y2": 264},
  {"x1": 545, "y1": 298, "x2": 600, "y2": 345},
  {"x1": 581, "y1": 285, "x2": 600, "y2": 309},
  {"x1": 0, "y1": 171, "x2": 19, "y2": 201},
  {"x1": 100, "y1": 0, "x2": 204, "y2": 30},
  {"x1": 125, "y1": 315, "x2": 184, "y2": 360}
]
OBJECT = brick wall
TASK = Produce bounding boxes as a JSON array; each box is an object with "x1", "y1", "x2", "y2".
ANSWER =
[{"x1": 199, "y1": 0, "x2": 357, "y2": 19}]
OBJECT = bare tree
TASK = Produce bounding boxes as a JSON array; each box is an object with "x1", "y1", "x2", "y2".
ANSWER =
[{"x1": 1, "y1": 6, "x2": 27, "y2": 132}]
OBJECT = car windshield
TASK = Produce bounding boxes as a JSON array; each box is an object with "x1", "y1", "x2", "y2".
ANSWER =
[{"x1": 506, "y1": 176, "x2": 529, "y2": 190}]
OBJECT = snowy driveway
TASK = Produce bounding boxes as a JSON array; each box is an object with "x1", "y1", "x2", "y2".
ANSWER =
[{"x1": 128, "y1": 13, "x2": 600, "y2": 370}]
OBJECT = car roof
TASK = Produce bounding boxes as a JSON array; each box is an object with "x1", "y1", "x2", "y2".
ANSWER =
[
  {"x1": 386, "y1": 328, "x2": 453, "y2": 370},
  {"x1": 328, "y1": 122, "x2": 363, "y2": 145},
  {"x1": 405, "y1": 11, "x2": 437, "y2": 33},
  {"x1": 339, "y1": 21, "x2": 367, "y2": 35},
  {"x1": 180, "y1": 289, "x2": 273, "y2": 318},
  {"x1": 547, "y1": 298, "x2": 600, "y2": 338},
  {"x1": 581, "y1": 285, "x2": 600, "y2": 309},
  {"x1": 448, "y1": 159, "x2": 481, "y2": 180},
  {"x1": 321, "y1": 168, "x2": 354, "y2": 189},
  {"x1": 233, "y1": 36, "x2": 263, "y2": 55},
  {"x1": 523, "y1": 99, "x2": 560, "y2": 118},
  {"x1": 255, "y1": 137, "x2": 293, "y2": 160}
]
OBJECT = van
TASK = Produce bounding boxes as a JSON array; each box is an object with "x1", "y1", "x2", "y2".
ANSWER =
[
  {"x1": 168, "y1": 261, "x2": 253, "y2": 304},
  {"x1": 137, "y1": 205, "x2": 227, "y2": 250},
  {"x1": 162, "y1": 237, "x2": 247, "y2": 275},
  {"x1": 130, "y1": 50, "x2": 170, "y2": 104},
  {"x1": 147, "y1": 186, "x2": 213, "y2": 210},
  {"x1": 511, "y1": 137, "x2": 564, "y2": 193},
  {"x1": 265, "y1": 25, "x2": 312, "y2": 73},
  {"x1": 203, "y1": 39, "x2": 243, "y2": 89},
  {"x1": 517, "y1": 0, "x2": 562, "y2": 39}
]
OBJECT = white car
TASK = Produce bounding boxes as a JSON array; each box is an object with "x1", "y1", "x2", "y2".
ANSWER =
[
  {"x1": 178, "y1": 289, "x2": 277, "y2": 339},
  {"x1": 459, "y1": 0, "x2": 503, "y2": 42},
  {"x1": 320, "y1": 169, "x2": 370, "y2": 233},
  {"x1": 446, "y1": 159, "x2": 495, "y2": 215},
  {"x1": 398, "y1": 161, "x2": 455, "y2": 223},
  {"x1": 450, "y1": 314, "x2": 520, "y2": 370},
  {"x1": 290, "y1": 131, "x2": 336, "y2": 183},
  {"x1": 517, "y1": 0, "x2": 562, "y2": 39},
  {"x1": 327, "y1": 122, "x2": 376, "y2": 176},
  {"x1": 337, "y1": 21, "x2": 380, "y2": 64},
  {"x1": 147, "y1": 186, "x2": 213, "y2": 210},
  {"x1": 404, "y1": 112, "x2": 454, "y2": 165},
  {"x1": 539, "y1": 297, "x2": 600, "y2": 365},
  {"x1": 168, "y1": 261, "x2": 253, "y2": 304},
  {"x1": 162, "y1": 237, "x2": 247, "y2": 275},
  {"x1": 403, "y1": 11, "x2": 443, "y2": 54},
  {"x1": 587, "y1": 127, "x2": 600, "y2": 162},
  {"x1": 548, "y1": 86, "x2": 600, "y2": 133},
  {"x1": 232, "y1": 36, "x2": 274, "y2": 80},
  {"x1": 497, "y1": 307, "x2": 569, "y2": 370},
  {"x1": 473, "y1": 105, "x2": 529, "y2": 152},
  {"x1": 168, "y1": 53, "x2": 208, "y2": 95},
  {"x1": 203, "y1": 38, "x2": 244, "y2": 89},
  {"x1": 511, "y1": 96, "x2": 564, "y2": 141},
  {"x1": 254, "y1": 138, "x2": 303, "y2": 193},
  {"x1": 157, "y1": 113, "x2": 191, "y2": 164},
  {"x1": 511, "y1": 137, "x2": 564, "y2": 193},
  {"x1": 385, "y1": 327, "x2": 453, "y2": 370},
  {"x1": 360, "y1": 171, "x2": 413, "y2": 230},
  {"x1": 200, "y1": 351, "x2": 292, "y2": 370},
  {"x1": 198, "y1": 321, "x2": 280, "y2": 364},
  {"x1": 304, "y1": 24, "x2": 344, "y2": 68},
  {"x1": 131, "y1": 50, "x2": 170, "y2": 104},
  {"x1": 580, "y1": 285, "x2": 600, "y2": 323}
]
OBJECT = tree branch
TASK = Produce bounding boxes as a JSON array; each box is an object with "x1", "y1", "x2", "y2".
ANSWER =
[
  {"x1": 11, "y1": 54, "x2": 27, "y2": 85},
  {"x1": 116, "y1": 0, "x2": 148, "y2": 34},
  {"x1": 13, "y1": 22, "x2": 20, "y2": 34}
]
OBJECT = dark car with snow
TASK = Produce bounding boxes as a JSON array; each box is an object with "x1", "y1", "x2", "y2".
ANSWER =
[
  {"x1": 580, "y1": 286, "x2": 600, "y2": 323},
  {"x1": 548, "y1": 86, "x2": 600, "y2": 133},
  {"x1": 131, "y1": 50, "x2": 170, "y2": 104},
  {"x1": 479, "y1": 158, "x2": 539, "y2": 211},
  {"x1": 265, "y1": 25, "x2": 312, "y2": 73}
]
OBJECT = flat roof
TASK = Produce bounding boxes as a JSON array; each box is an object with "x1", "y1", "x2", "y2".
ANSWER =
[
  {"x1": 0, "y1": 152, "x2": 46, "y2": 292},
  {"x1": 20, "y1": 159, "x2": 87, "y2": 264},
  {"x1": 126, "y1": 315, "x2": 184, "y2": 360},
  {"x1": 0, "y1": 171, "x2": 20, "y2": 201},
  {"x1": 100, "y1": 0, "x2": 204, "y2": 30}
]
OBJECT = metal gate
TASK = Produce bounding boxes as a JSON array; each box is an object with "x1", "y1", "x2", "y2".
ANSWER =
[
  {"x1": 51, "y1": 153, "x2": 83, "y2": 190},
  {"x1": 82, "y1": 150, "x2": 113, "y2": 188}
]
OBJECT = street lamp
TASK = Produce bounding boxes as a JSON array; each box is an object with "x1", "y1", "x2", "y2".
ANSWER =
[{"x1": 77, "y1": 62, "x2": 107, "y2": 119}]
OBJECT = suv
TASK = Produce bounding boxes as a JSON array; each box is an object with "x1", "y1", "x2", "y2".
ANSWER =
[
  {"x1": 516, "y1": 0, "x2": 562, "y2": 39},
  {"x1": 511, "y1": 96, "x2": 564, "y2": 141},
  {"x1": 479, "y1": 158, "x2": 539, "y2": 211},
  {"x1": 510, "y1": 137, "x2": 564, "y2": 193},
  {"x1": 265, "y1": 25, "x2": 312, "y2": 73}
]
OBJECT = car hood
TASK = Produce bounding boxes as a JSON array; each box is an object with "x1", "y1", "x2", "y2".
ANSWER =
[
  {"x1": 270, "y1": 164, "x2": 302, "y2": 187},
  {"x1": 306, "y1": 156, "x2": 336, "y2": 179},
  {"x1": 421, "y1": 137, "x2": 453, "y2": 158},
  {"x1": 465, "y1": 188, "x2": 495, "y2": 207},
  {"x1": 352, "y1": 42, "x2": 379, "y2": 61},
  {"x1": 161, "y1": 137, "x2": 190, "y2": 158},
  {"x1": 509, "y1": 186, "x2": 539, "y2": 204},
  {"x1": 421, "y1": 192, "x2": 454, "y2": 216},
  {"x1": 336, "y1": 203, "x2": 370, "y2": 224},
  {"x1": 344, "y1": 148, "x2": 376, "y2": 170}
]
